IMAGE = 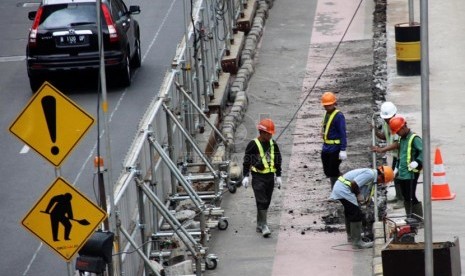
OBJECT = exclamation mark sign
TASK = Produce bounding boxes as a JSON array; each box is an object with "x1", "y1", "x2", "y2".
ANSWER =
[{"x1": 41, "y1": 96, "x2": 60, "y2": 155}]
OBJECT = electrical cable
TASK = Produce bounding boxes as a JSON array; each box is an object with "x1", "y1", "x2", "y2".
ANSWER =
[
  {"x1": 330, "y1": 243, "x2": 364, "y2": 252},
  {"x1": 118, "y1": 0, "x2": 366, "y2": 258},
  {"x1": 274, "y1": 0, "x2": 365, "y2": 142}
]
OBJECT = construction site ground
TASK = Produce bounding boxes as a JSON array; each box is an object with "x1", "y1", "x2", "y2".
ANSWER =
[{"x1": 205, "y1": 0, "x2": 386, "y2": 275}]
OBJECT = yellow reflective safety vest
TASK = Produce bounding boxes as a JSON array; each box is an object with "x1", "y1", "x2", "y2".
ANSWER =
[
  {"x1": 338, "y1": 176, "x2": 352, "y2": 187},
  {"x1": 338, "y1": 173, "x2": 376, "y2": 198},
  {"x1": 323, "y1": 110, "x2": 341, "y2": 144},
  {"x1": 407, "y1": 134, "x2": 419, "y2": 173},
  {"x1": 251, "y1": 138, "x2": 276, "y2": 174}
]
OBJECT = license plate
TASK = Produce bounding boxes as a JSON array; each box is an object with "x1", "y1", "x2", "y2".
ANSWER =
[{"x1": 57, "y1": 35, "x2": 88, "y2": 46}]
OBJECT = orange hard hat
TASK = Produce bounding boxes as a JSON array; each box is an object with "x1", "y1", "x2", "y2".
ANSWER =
[
  {"x1": 321, "y1": 92, "x2": 337, "y2": 106},
  {"x1": 378, "y1": 165, "x2": 394, "y2": 183},
  {"x1": 257, "y1": 118, "x2": 275, "y2": 134},
  {"x1": 389, "y1": 115, "x2": 406, "y2": 134}
]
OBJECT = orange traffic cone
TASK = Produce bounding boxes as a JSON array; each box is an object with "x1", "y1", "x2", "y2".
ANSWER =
[{"x1": 431, "y1": 148, "x2": 456, "y2": 200}]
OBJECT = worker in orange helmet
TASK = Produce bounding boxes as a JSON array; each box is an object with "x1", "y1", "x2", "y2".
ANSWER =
[
  {"x1": 242, "y1": 118, "x2": 282, "y2": 237},
  {"x1": 320, "y1": 92, "x2": 347, "y2": 189},
  {"x1": 389, "y1": 115, "x2": 423, "y2": 218},
  {"x1": 330, "y1": 166, "x2": 394, "y2": 249}
]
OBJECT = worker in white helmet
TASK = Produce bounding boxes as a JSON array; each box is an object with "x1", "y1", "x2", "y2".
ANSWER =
[{"x1": 371, "y1": 101, "x2": 403, "y2": 209}]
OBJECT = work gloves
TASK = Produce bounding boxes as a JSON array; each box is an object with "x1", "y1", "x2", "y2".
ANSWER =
[
  {"x1": 275, "y1": 177, "x2": 282, "y2": 189},
  {"x1": 408, "y1": 161, "x2": 419, "y2": 170},
  {"x1": 242, "y1": 176, "x2": 249, "y2": 189},
  {"x1": 339, "y1": 150, "x2": 347, "y2": 160},
  {"x1": 242, "y1": 176, "x2": 282, "y2": 189}
]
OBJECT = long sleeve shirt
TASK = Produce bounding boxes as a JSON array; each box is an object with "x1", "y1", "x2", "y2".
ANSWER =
[
  {"x1": 243, "y1": 138, "x2": 282, "y2": 177},
  {"x1": 322, "y1": 110, "x2": 347, "y2": 152}
]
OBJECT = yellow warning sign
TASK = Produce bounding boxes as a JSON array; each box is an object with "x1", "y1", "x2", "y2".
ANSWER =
[
  {"x1": 21, "y1": 177, "x2": 107, "y2": 261},
  {"x1": 9, "y1": 82, "x2": 94, "y2": 167}
]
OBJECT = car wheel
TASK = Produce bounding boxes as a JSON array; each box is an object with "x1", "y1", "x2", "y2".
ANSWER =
[
  {"x1": 119, "y1": 54, "x2": 131, "y2": 87},
  {"x1": 131, "y1": 37, "x2": 141, "y2": 68},
  {"x1": 29, "y1": 76, "x2": 44, "y2": 93}
]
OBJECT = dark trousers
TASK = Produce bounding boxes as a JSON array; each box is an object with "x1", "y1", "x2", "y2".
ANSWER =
[
  {"x1": 321, "y1": 150, "x2": 341, "y2": 177},
  {"x1": 339, "y1": 199, "x2": 363, "y2": 223},
  {"x1": 251, "y1": 172, "x2": 275, "y2": 210},
  {"x1": 397, "y1": 173, "x2": 420, "y2": 205}
]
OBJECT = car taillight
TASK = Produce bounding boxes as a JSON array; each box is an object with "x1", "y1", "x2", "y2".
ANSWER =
[
  {"x1": 28, "y1": 6, "x2": 43, "y2": 48},
  {"x1": 102, "y1": 4, "x2": 119, "y2": 43}
]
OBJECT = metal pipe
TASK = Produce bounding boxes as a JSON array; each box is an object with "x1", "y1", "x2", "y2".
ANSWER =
[
  {"x1": 420, "y1": 0, "x2": 433, "y2": 274},
  {"x1": 174, "y1": 81, "x2": 229, "y2": 145},
  {"x1": 164, "y1": 107, "x2": 179, "y2": 194},
  {"x1": 148, "y1": 136, "x2": 203, "y2": 208},
  {"x1": 163, "y1": 103, "x2": 217, "y2": 176},
  {"x1": 371, "y1": 112, "x2": 379, "y2": 222},
  {"x1": 148, "y1": 126, "x2": 160, "y2": 236},
  {"x1": 198, "y1": 9, "x2": 212, "y2": 108},
  {"x1": 137, "y1": 179, "x2": 199, "y2": 253},
  {"x1": 135, "y1": 173, "x2": 149, "y2": 274},
  {"x1": 119, "y1": 226, "x2": 162, "y2": 276},
  {"x1": 408, "y1": 0, "x2": 414, "y2": 25}
]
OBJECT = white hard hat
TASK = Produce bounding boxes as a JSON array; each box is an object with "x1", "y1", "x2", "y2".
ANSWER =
[{"x1": 380, "y1": 101, "x2": 397, "y2": 119}]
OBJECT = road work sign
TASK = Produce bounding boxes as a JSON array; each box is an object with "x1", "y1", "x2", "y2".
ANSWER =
[
  {"x1": 9, "y1": 82, "x2": 95, "y2": 167},
  {"x1": 21, "y1": 177, "x2": 107, "y2": 261}
]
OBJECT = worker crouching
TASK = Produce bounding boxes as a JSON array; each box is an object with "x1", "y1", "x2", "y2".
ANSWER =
[
  {"x1": 330, "y1": 166, "x2": 394, "y2": 249},
  {"x1": 242, "y1": 118, "x2": 282, "y2": 238}
]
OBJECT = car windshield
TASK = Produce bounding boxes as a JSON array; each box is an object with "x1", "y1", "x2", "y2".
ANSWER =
[{"x1": 40, "y1": 3, "x2": 96, "y2": 29}]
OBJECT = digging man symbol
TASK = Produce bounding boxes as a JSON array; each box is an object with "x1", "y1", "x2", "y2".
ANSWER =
[{"x1": 44, "y1": 193, "x2": 74, "y2": 242}]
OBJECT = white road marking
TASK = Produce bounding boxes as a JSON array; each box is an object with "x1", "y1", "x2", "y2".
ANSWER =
[{"x1": 20, "y1": 145, "x2": 30, "y2": 154}]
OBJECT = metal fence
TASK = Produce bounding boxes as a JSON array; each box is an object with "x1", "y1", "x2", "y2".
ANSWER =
[{"x1": 109, "y1": 0, "x2": 246, "y2": 275}]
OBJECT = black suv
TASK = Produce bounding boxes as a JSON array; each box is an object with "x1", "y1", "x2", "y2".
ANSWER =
[{"x1": 26, "y1": 0, "x2": 141, "y2": 92}]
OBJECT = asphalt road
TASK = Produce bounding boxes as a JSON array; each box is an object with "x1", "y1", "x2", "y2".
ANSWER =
[{"x1": 0, "y1": 0, "x2": 185, "y2": 275}]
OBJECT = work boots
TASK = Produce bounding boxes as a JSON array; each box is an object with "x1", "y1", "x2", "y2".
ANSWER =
[
  {"x1": 412, "y1": 202, "x2": 423, "y2": 219},
  {"x1": 345, "y1": 217, "x2": 351, "y2": 243},
  {"x1": 393, "y1": 182, "x2": 405, "y2": 209},
  {"x1": 258, "y1": 210, "x2": 271, "y2": 237},
  {"x1": 404, "y1": 201, "x2": 413, "y2": 217},
  {"x1": 350, "y1": 222, "x2": 373, "y2": 249},
  {"x1": 256, "y1": 210, "x2": 264, "y2": 233}
]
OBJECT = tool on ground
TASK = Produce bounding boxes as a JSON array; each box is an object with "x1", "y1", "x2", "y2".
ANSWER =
[{"x1": 383, "y1": 215, "x2": 423, "y2": 244}]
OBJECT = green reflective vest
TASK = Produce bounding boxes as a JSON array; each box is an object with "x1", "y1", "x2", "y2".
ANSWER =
[{"x1": 407, "y1": 134, "x2": 419, "y2": 173}]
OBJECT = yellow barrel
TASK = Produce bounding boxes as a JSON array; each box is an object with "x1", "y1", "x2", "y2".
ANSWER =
[{"x1": 395, "y1": 22, "x2": 421, "y2": 76}]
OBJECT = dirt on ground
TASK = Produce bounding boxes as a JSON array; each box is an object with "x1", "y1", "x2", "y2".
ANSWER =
[{"x1": 273, "y1": 0, "x2": 389, "y2": 238}]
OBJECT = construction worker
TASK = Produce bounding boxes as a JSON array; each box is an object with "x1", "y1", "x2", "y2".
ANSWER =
[
  {"x1": 330, "y1": 166, "x2": 394, "y2": 249},
  {"x1": 44, "y1": 193, "x2": 74, "y2": 242},
  {"x1": 371, "y1": 102, "x2": 404, "y2": 209},
  {"x1": 321, "y1": 92, "x2": 347, "y2": 188},
  {"x1": 389, "y1": 115, "x2": 423, "y2": 218},
  {"x1": 242, "y1": 118, "x2": 282, "y2": 237}
]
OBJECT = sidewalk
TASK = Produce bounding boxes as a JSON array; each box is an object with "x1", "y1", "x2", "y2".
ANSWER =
[
  {"x1": 206, "y1": 0, "x2": 465, "y2": 275},
  {"x1": 376, "y1": 0, "x2": 465, "y2": 274}
]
